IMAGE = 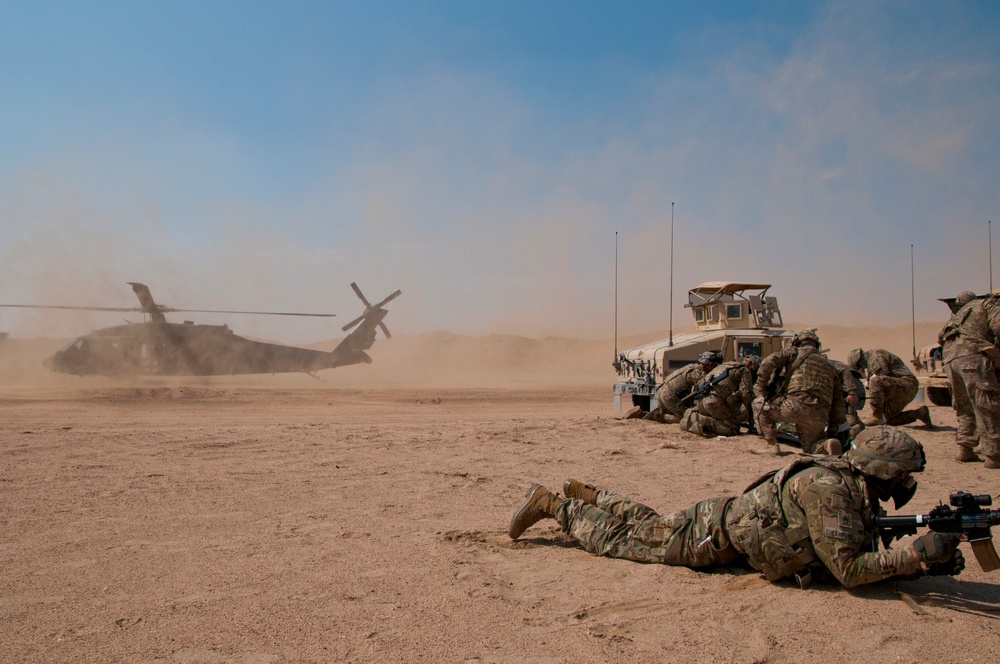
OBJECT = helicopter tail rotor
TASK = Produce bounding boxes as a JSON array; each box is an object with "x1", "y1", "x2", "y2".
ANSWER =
[{"x1": 341, "y1": 283, "x2": 402, "y2": 339}]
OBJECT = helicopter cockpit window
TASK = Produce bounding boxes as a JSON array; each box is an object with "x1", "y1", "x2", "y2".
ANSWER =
[{"x1": 60, "y1": 339, "x2": 87, "y2": 353}]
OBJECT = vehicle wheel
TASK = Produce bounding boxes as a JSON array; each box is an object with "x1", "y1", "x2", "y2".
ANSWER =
[
  {"x1": 926, "y1": 386, "x2": 952, "y2": 407},
  {"x1": 632, "y1": 394, "x2": 651, "y2": 412}
]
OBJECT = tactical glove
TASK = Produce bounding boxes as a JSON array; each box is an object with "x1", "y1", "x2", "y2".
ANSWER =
[
  {"x1": 927, "y1": 548, "x2": 966, "y2": 577},
  {"x1": 912, "y1": 531, "x2": 961, "y2": 564}
]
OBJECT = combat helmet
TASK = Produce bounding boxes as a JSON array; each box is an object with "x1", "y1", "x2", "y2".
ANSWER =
[
  {"x1": 791, "y1": 329, "x2": 820, "y2": 348},
  {"x1": 843, "y1": 426, "x2": 926, "y2": 508},
  {"x1": 698, "y1": 350, "x2": 722, "y2": 365},
  {"x1": 955, "y1": 291, "x2": 977, "y2": 307},
  {"x1": 847, "y1": 348, "x2": 866, "y2": 371}
]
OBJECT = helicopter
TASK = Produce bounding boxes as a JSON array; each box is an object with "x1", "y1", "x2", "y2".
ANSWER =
[{"x1": 0, "y1": 281, "x2": 401, "y2": 378}]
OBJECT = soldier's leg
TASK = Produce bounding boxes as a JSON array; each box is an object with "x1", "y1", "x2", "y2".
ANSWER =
[
  {"x1": 700, "y1": 397, "x2": 741, "y2": 436},
  {"x1": 864, "y1": 377, "x2": 886, "y2": 426},
  {"x1": 965, "y1": 355, "x2": 1000, "y2": 465},
  {"x1": 949, "y1": 359, "x2": 980, "y2": 460},
  {"x1": 780, "y1": 397, "x2": 828, "y2": 453},
  {"x1": 555, "y1": 496, "x2": 737, "y2": 566},
  {"x1": 877, "y1": 376, "x2": 928, "y2": 426},
  {"x1": 654, "y1": 388, "x2": 684, "y2": 424},
  {"x1": 752, "y1": 396, "x2": 782, "y2": 454},
  {"x1": 678, "y1": 407, "x2": 708, "y2": 436}
]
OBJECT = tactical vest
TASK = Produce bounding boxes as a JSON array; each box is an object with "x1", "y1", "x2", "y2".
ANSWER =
[
  {"x1": 663, "y1": 363, "x2": 703, "y2": 396},
  {"x1": 702, "y1": 362, "x2": 744, "y2": 408},
  {"x1": 785, "y1": 349, "x2": 835, "y2": 407},
  {"x1": 726, "y1": 457, "x2": 864, "y2": 582}
]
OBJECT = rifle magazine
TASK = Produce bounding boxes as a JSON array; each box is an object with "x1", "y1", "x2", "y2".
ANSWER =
[{"x1": 970, "y1": 538, "x2": 1000, "y2": 572}]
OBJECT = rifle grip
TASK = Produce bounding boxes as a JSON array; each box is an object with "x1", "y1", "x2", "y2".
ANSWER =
[{"x1": 970, "y1": 539, "x2": 1000, "y2": 573}]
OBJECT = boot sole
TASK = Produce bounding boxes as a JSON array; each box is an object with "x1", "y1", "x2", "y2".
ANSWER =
[{"x1": 508, "y1": 483, "x2": 546, "y2": 540}]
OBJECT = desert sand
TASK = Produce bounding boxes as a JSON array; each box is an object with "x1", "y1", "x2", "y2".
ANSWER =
[{"x1": 1, "y1": 324, "x2": 999, "y2": 663}]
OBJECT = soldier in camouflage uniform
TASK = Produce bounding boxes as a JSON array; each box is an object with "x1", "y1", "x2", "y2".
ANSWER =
[
  {"x1": 939, "y1": 291, "x2": 1000, "y2": 468},
  {"x1": 645, "y1": 351, "x2": 721, "y2": 423},
  {"x1": 507, "y1": 427, "x2": 965, "y2": 588},
  {"x1": 678, "y1": 355, "x2": 759, "y2": 437},
  {"x1": 847, "y1": 348, "x2": 931, "y2": 428},
  {"x1": 753, "y1": 330, "x2": 846, "y2": 455},
  {"x1": 828, "y1": 358, "x2": 865, "y2": 439}
]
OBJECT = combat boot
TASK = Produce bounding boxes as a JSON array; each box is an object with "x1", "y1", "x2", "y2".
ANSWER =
[
  {"x1": 563, "y1": 479, "x2": 600, "y2": 505},
  {"x1": 508, "y1": 484, "x2": 562, "y2": 540},
  {"x1": 985, "y1": 456, "x2": 1000, "y2": 470},
  {"x1": 864, "y1": 400, "x2": 884, "y2": 427},
  {"x1": 956, "y1": 446, "x2": 982, "y2": 463},
  {"x1": 916, "y1": 406, "x2": 933, "y2": 427}
]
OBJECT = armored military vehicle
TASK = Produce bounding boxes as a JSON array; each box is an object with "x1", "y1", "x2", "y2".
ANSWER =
[{"x1": 613, "y1": 282, "x2": 797, "y2": 412}]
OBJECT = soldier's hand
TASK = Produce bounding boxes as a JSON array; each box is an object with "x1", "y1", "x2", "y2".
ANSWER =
[
  {"x1": 912, "y1": 531, "x2": 961, "y2": 564},
  {"x1": 927, "y1": 548, "x2": 966, "y2": 576}
]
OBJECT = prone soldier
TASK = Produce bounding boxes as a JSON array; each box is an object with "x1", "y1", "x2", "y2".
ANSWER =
[{"x1": 508, "y1": 427, "x2": 963, "y2": 588}]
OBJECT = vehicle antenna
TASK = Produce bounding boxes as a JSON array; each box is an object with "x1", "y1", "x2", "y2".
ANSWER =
[
  {"x1": 668, "y1": 202, "x2": 674, "y2": 347},
  {"x1": 614, "y1": 231, "x2": 619, "y2": 362},
  {"x1": 911, "y1": 243, "x2": 916, "y2": 360},
  {"x1": 990, "y1": 220, "x2": 993, "y2": 292}
]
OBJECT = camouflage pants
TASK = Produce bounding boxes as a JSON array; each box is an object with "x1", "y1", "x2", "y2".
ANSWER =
[
  {"x1": 555, "y1": 492, "x2": 738, "y2": 567},
  {"x1": 947, "y1": 354, "x2": 1000, "y2": 457},
  {"x1": 753, "y1": 392, "x2": 829, "y2": 453},
  {"x1": 867, "y1": 375, "x2": 921, "y2": 425},
  {"x1": 678, "y1": 395, "x2": 741, "y2": 437},
  {"x1": 655, "y1": 388, "x2": 689, "y2": 419}
]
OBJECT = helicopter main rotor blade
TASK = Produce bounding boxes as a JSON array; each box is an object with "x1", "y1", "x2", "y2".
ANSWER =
[
  {"x1": 164, "y1": 307, "x2": 337, "y2": 318},
  {"x1": 0, "y1": 304, "x2": 141, "y2": 313}
]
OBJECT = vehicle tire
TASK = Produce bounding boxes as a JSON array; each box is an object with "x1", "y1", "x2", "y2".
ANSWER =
[
  {"x1": 632, "y1": 394, "x2": 651, "y2": 412},
  {"x1": 926, "y1": 386, "x2": 952, "y2": 408}
]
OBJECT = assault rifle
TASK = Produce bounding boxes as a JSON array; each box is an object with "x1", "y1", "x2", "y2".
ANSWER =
[
  {"x1": 876, "y1": 492, "x2": 1000, "y2": 572},
  {"x1": 679, "y1": 367, "x2": 731, "y2": 406}
]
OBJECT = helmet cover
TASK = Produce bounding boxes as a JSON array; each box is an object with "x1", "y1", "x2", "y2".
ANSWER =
[
  {"x1": 792, "y1": 329, "x2": 820, "y2": 348},
  {"x1": 843, "y1": 425, "x2": 925, "y2": 481}
]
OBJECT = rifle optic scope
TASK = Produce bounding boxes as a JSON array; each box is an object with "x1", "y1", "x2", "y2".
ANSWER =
[{"x1": 950, "y1": 492, "x2": 992, "y2": 508}]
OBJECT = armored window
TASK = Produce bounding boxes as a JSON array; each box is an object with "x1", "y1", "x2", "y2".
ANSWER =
[
  {"x1": 694, "y1": 308, "x2": 704, "y2": 322},
  {"x1": 726, "y1": 304, "x2": 742, "y2": 319},
  {"x1": 737, "y1": 341, "x2": 763, "y2": 357}
]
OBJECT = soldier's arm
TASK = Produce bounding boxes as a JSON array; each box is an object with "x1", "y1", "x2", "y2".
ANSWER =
[
  {"x1": 739, "y1": 368, "x2": 754, "y2": 410},
  {"x1": 793, "y1": 474, "x2": 923, "y2": 588},
  {"x1": 754, "y1": 350, "x2": 789, "y2": 397},
  {"x1": 867, "y1": 350, "x2": 890, "y2": 376}
]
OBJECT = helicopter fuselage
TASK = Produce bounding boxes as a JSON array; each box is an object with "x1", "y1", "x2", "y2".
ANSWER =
[{"x1": 44, "y1": 321, "x2": 353, "y2": 377}]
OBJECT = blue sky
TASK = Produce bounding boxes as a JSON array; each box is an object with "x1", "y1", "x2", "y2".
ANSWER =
[{"x1": 1, "y1": 1, "x2": 999, "y2": 343}]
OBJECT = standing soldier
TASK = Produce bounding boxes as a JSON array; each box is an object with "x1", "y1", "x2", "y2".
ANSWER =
[
  {"x1": 939, "y1": 291, "x2": 1000, "y2": 468},
  {"x1": 753, "y1": 330, "x2": 846, "y2": 455},
  {"x1": 847, "y1": 348, "x2": 931, "y2": 428},
  {"x1": 645, "y1": 351, "x2": 721, "y2": 423},
  {"x1": 678, "y1": 355, "x2": 759, "y2": 437}
]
